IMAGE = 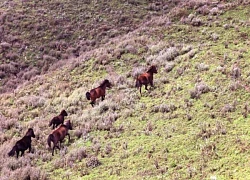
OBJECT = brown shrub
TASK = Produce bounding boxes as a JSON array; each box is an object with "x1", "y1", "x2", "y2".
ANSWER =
[
  {"x1": 165, "y1": 62, "x2": 175, "y2": 72},
  {"x1": 5, "y1": 52, "x2": 19, "y2": 61},
  {"x1": 66, "y1": 147, "x2": 88, "y2": 165},
  {"x1": 104, "y1": 143, "x2": 112, "y2": 155},
  {"x1": 0, "y1": 118, "x2": 17, "y2": 130},
  {"x1": 22, "y1": 68, "x2": 40, "y2": 80},
  {"x1": 231, "y1": 64, "x2": 241, "y2": 79},
  {"x1": 152, "y1": 104, "x2": 176, "y2": 113}
]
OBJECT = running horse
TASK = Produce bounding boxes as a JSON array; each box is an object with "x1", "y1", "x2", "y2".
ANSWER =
[
  {"x1": 86, "y1": 79, "x2": 112, "y2": 107},
  {"x1": 135, "y1": 65, "x2": 158, "y2": 96},
  {"x1": 47, "y1": 120, "x2": 73, "y2": 156},
  {"x1": 8, "y1": 128, "x2": 36, "y2": 158},
  {"x1": 49, "y1": 110, "x2": 68, "y2": 129}
]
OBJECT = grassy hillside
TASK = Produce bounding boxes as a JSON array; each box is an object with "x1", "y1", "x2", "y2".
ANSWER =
[
  {"x1": 0, "y1": 0, "x2": 173, "y2": 93},
  {"x1": 0, "y1": 0, "x2": 250, "y2": 179}
]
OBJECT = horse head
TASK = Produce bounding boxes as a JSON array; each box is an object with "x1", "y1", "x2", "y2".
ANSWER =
[
  {"x1": 103, "y1": 79, "x2": 112, "y2": 88},
  {"x1": 148, "y1": 65, "x2": 158, "y2": 74},
  {"x1": 65, "y1": 120, "x2": 73, "y2": 130},
  {"x1": 60, "y1": 110, "x2": 68, "y2": 116},
  {"x1": 26, "y1": 128, "x2": 36, "y2": 138}
]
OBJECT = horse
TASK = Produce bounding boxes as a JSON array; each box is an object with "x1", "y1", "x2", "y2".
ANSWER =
[
  {"x1": 135, "y1": 65, "x2": 158, "y2": 96},
  {"x1": 49, "y1": 109, "x2": 68, "y2": 129},
  {"x1": 8, "y1": 128, "x2": 36, "y2": 158},
  {"x1": 86, "y1": 79, "x2": 112, "y2": 107},
  {"x1": 47, "y1": 120, "x2": 73, "y2": 156}
]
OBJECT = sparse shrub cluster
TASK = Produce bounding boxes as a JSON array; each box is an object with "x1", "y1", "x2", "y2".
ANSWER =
[
  {"x1": 190, "y1": 81, "x2": 210, "y2": 99},
  {"x1": 181, "y1": 13, "x2": 203, "y2": 26},
  {"x1": 195, "y1": 63, "x2": 209, "y2": 71},
  {"x1": 86, "y1": 156, "x2": 101, "y2": 168},
  {"x1": 0, "y1": 118, "x2": 17, "y2": 131},
  {"x1": 228, "y1": 81, "x2": 241, "y2": 91},
  {"x1": 66, "y1": 147, "x2": 88, "y2": 164},
  {"x1": 201, "y1": 142, "x2": 217, "y2": 161},
  {"x1": 221, "y1": 102, "x2": 236, "y2": 117},
  {"x1": 144, "y1": 121, "x2": 154, "y2": 135},
  {"x1": 98, "y1": 100, "x2": 118, "y2": 114},
  {"x1": 165, "y1": 62, "x2": 175, "y2": 72},
  {"x1": 231, "y1": 64, "x2": 241, "y2": 79},
  {"x1": 152, "y1": 104, "x2": 177, "y2": 113},
  {"x1": 0, "y1": 152, "x2": 48, "y2": 179},
  {"x1": 1, "y1": 166, "x2": 48, "y2": 180},
  {"x1": 197, "y1": 121, "x2": 226, "y2": 140},
  {"x1": 149, "y1": 47, "x2": 179, "y2": 65},
  {"x1": 17, "y1": 95, "x2": 46, "y2": 109}
]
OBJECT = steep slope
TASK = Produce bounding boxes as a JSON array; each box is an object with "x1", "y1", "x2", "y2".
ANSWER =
[
  {"x1": 0, "y1": 1, "x2": 250, "y2": 179},
  {"x1": 0, "y1": 0, "x2": 172, "y2": 93}
]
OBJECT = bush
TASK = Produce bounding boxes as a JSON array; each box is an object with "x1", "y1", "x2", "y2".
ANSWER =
[
  {"x1": 165, "y1": 62, "x2": 175, "y2": 72},
  {"x1": 66, "y1": 147, "x2": 87, "y2": 164},
  {"x1": 86, "y1": 156, "x2": 101, "y2": 168},
  {"x1": 190, "y1": 82, "x2": 210, "y2": 99},
  {"x1": 22, "y1": 68, "x2": 40, "y2": 81},
  {"x1": 152, "y1": 104, "x2": 176, "y2": 113},
  {"x1": 195, "y1": 63, "x2": 209, "y2": 71},
  {"x1": 156, "y1": 47, "x2": 179, "y2": 63},
  {"x1": 231, "y1": 64, "x2": 241, "y2": 79},
  {"x1": 17, "y1": 95, "x2": 45, "y2": 109},
  {"x1": 0, "y1": 118, "x2": 17, "y2": 130}
]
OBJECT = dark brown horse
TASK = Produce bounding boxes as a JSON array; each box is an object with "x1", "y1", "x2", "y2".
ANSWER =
[
  {"x1": 135, "y1": 65, "x2": 158, "y2": 96},
  {"x1": 49, "y1": 110, "x2": 68, "y2": 129},
  {"x1": 47, "y1": 120, "x2": 73, "y2": 156},
  {"x1": 8, "y1": 128, "x2": 36, "y2": 158},
  {"x1": 86, "y1": 79, "x2": 112, "y2": 107}
]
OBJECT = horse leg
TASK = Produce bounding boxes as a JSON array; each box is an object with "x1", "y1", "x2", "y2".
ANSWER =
[
  {"x1": 52, "y1": 146, "x2": 55, "y2": 156},
  {"x1": 21, "y1": 150, "x2": 24, "y2": 157},
  {"x1": 16, "y1": 150, "x2": 19, "y2": 158},
  {"x1": 67, "y1": 133, "x2": 71, "y2": 143},
  {"x1": 101, "y1": 95, "x2": 105, "y2": 101},
  {"x1": 52, "y1": 143, "x2": 58, "y2": 156},
  {"x1": 28, "y1": 145, "x2": 31, "y2": 153},
  {"x1": 90, "y1": 101, "x2": 95, "y2": 107},
  {"x1": 145, "y1": 84, "x2": 148, "y2": 90},
  {"x1": 55, "y1": 124, "x2": 58, "y2": 129},
  {"x1": 150, "y1": 80, "x2": 154, "y2": 87},
  {"x1": 139, "y1": 86, "x2": 142, "y2": 96}
]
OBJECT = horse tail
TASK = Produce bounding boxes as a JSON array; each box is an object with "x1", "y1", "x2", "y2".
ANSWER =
[
  {"x1": 86, "y1": 92, "x2": 91, "y2": 100},
  {"x1": 8, "y1": 145, "x2": 17, "y2": 157},
  {"x1": 47, "y1": 134, "x2": 54, "y2": 148},
  {"x1": 135, "y1": 78, "x2": 141, "y2": 88}
]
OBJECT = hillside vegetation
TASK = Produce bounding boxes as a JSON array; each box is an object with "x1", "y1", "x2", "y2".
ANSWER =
[
  {"x1": 0, "y1": 0, "x2": 172, "y2": 93},
  {"x1": 0, "y1": 0, "x2": 250, "y2": 179}
]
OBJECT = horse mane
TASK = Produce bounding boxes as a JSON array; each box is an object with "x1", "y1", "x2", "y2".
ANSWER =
[
  {"x1": 99, "y1": 79, "x2": 109, "y2": 87},
  {"x1": 147, "y1": 65, "x2": 156, "y2": 73}
]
